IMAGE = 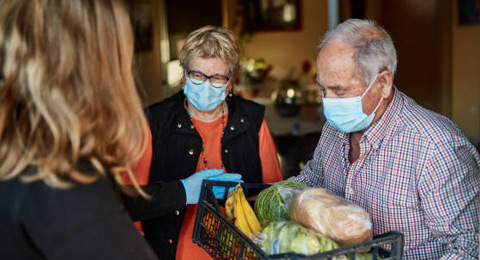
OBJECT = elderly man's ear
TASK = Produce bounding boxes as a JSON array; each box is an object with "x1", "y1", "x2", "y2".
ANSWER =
[{"x1": 378, "y1": 70, "x2": 394, "y2": 98}]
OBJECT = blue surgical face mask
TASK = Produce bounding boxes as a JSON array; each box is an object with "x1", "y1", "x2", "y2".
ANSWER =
[
  {"x1": 322, "y1": 74, "x2": 383, "y2": 133},
  {"x1": 184, "y1": 77, "x2": 227, "y2": 112}
]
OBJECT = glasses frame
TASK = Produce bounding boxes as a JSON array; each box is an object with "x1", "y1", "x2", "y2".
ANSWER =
[{"x1": 186, "y1": 70, "x2": 230, "y2": 88}]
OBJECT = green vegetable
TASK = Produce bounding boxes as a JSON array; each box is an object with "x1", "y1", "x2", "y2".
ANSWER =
[
  {"x1": 259, "y1": 221, "x2": 287, "y2": 254},
  {"x1": 260, "y1": 221, "x2": 340, "y2": 256},
  {"x1": 254, "y1": 180, "x2": 306, "y2": 225}
]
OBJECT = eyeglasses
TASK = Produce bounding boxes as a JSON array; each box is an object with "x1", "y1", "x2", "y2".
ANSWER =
[{"x1": 187, "y1": 70, "x2": 230, "y2": 88}]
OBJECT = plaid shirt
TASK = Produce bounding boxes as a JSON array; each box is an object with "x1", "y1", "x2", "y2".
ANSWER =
[{"x1": 291, "y1": 88, "x2": 480, "y2": 259}]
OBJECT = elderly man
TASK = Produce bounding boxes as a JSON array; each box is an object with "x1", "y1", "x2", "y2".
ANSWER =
[{"x1": 290, "y1": 19, "x2": 479, "y2": 259}]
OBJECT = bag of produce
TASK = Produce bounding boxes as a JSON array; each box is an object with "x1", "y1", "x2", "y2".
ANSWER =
[
  {"x1": 254, "y1": 180, "x2": 306, "y2": 226},
  {"x1": 288, "y1": 187, "x2": 373, "y2": 247},
  {"x1": 257, "y1": 220, "x2": 341, "y2": 256}
]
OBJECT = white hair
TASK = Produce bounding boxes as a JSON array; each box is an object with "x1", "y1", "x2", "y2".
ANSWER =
[{"x1": 317, "y1": 19, "x2": 397, "y2": 85}]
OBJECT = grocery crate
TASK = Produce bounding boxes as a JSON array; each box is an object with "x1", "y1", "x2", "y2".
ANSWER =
[{"x1": 193, "y1": 180, "x2": 404, "y2": 260}]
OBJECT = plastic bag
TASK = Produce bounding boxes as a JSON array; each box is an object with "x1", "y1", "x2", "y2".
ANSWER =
[
  {"x1": 255, "y1": 220, "x2": 343, "y2": 257},
  {"x1": 285, "y1": 187, "x2": 373, "y2": 247}
]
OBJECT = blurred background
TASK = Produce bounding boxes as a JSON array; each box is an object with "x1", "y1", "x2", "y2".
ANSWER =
[{"x1": 126, "y1": 0, "x2": 479, "y2": 177}]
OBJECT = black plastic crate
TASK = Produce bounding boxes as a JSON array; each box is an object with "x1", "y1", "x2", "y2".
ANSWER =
[{"x1": 193, "y1": 180, "x2": 404, "y2": 260}]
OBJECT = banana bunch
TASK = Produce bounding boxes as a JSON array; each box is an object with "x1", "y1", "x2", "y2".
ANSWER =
[{"x1": 225, "y1": 184, "x2": 262, "y2": 239}]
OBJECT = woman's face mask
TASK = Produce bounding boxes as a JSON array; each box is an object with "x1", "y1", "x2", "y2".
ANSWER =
[
  {"x1": 322, "y1": 74, "x2": 383, "y2": 133},
  {"x1": 183, "y1": 77, "x2": 227, "y2": 112}
]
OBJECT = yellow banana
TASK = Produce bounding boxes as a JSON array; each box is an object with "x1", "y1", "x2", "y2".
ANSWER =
[
  {"x1": 234, "y1": 185, "x2": 253, "y2": 238},
  {"x1": 225, "y1": 188, "x2": 236, "y2": 221},
  {"x1": 238, "y1": 188, "x2": 262, "y2": 234}
]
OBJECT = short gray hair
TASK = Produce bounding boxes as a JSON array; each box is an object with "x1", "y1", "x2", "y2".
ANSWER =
[
  {"x1": 317, "y1": 19, "x2": 397, "y2": 85},
  {"x1": 179, "y1": 26, "x2": 240, "y2": 86}
]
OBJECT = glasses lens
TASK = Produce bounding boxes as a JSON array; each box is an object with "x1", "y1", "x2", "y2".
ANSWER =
[
  {"x1": 188, "y1": 71, "x2": 206, "y2": 85},
  {"x1": 210, "y1": 75, "x2": 228, "y2": 84},
  {"x1": 211, "y1": 83, "x2": 226, "y2": 88},
  {"x1": 210, "y1": 75, "x2": 229, "y2": 88}
]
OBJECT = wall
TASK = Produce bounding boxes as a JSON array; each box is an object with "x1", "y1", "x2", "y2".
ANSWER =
[
  {"x1": 136, "y1": 0, "x2": 479, "y2": 144},
  {"x1": 380, "y1": 0, "x2": 450, "y2": 115},
  {"x1": 451, "y1": 1, "x2": 480, "y2": 145},
  {"x1": 242, "y1": 0, "x2": 328, "y2": 80},
  {"x1": 139, "y1": 0, "x2": 329, "y2": 105},
  {"x1": 133, "y1": 0, "x2": 163, "y2": 107}
]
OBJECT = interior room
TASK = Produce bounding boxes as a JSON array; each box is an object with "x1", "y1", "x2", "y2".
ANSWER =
[
  {"x1": 128, "y1": 0, "x2": 479, "y2": 177},
  {"x1": 1, "y1": 0, "x2": 479, "y2": 258}
]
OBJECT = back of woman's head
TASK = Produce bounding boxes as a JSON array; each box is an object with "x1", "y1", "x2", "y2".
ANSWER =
[
  {"x1": 179, "y1": 25, "x2": 240, "y2": 85},
  {"x1": 0, "y1": 0, "x2": 148, "y2": 190}
]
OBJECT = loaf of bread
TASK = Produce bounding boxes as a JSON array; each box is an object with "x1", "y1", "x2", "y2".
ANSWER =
[{"x1": 289, "y1": 188, "x2": 372, "y2": 247}]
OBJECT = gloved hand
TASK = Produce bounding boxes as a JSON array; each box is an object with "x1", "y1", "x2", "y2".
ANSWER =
[
  {"x1": 180, "y1": 169, "x2": 223, "y2": 204},
  {"x1": 208, "y1": 173, "x2": 243, "y2": 200}
]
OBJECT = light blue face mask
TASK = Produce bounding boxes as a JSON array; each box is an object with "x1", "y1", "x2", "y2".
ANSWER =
[
  {"x1": 184, "y1": 77, "x2": 227, "y2": 112},
  {"x1": 322, "y1": 74, "x2": 383, "y2": 133}
]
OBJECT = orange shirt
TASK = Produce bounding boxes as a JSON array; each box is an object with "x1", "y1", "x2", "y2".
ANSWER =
[
  {"x1": 131, "y1": 115, "x2": 282, "y2": 259},
  {"x1": 123, "y1": 128, "x2": 153, "y2": 235},
  {"x1": 176, "y1": 115, "x2": 282, "y2": 260}
]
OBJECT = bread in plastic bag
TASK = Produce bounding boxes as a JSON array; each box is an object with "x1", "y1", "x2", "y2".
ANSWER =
[{"x1": 287, "y1": 187, "x2": 373, "y2": 247}]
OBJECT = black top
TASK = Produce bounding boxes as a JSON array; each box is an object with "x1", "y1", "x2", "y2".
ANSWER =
[{"x1": 0, "y1": 161, "x2": 186, "y2": 260}]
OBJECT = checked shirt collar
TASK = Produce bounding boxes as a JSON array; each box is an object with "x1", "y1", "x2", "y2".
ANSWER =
[{"x1": 337, "y1": 87, "x2": 403, "y2": 153}]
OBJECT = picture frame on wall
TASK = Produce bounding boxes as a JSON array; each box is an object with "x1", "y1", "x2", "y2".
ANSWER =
[
  {"x1": 127, "y1": 1, "x2": 153, "y2": 52},
  {"x1": 458, "y1": 0, "x2": 480, "y2": 25},
  {"x1": 244, "y1": 0, "x2": 301, "y2": 32}
]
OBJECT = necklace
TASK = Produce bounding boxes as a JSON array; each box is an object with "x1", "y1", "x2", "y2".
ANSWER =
[{"x1": 184, "y1": 99, "x2": 226, "y2": 170}]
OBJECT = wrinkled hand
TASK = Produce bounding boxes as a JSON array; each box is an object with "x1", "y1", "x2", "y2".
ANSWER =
[
  {"x1": 208, "y1": 173, "x2": 243, "y2": 200},
  {"x1": 180, "y1": 169, "x2": 223, "y2": 204}
]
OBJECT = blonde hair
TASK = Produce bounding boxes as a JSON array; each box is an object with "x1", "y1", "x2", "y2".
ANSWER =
[
  {"x1": 179, "y1": 25, "x2": 240, "y2": 86},
  {"x1": 0, "y1": 0, "x2": 148, "y2": 196}
]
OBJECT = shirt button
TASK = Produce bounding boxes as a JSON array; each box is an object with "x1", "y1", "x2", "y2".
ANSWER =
[
  {"x1": 224, "y1": 149, "x2": 229, "y2": 153},
  {"x1": 174, "y1": 210, "x2": 180, "y2": 216},
  {"x1": 347, "y1": 187, "x2": 353, "y2": 194},
  {"x1": 168, "y1": 239, "x2": 173, "y2": 244},
  {"x1": 188, "y1": 149, "x2": 194, "y2": 155},
  {"x1": 177, "y1": 123, "x2": 182, "y2": 128},
  {"x1": 240, "y1": 118, "x2": 245, "y2": 123},
  {"x1": 190, "y1": 124, "x2": 195, "y2": 129},
  {"x1": 230, "y1": 126, "x2": 235, "y2": 131}
]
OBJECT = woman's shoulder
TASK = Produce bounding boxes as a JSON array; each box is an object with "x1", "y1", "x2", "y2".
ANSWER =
[
  {"x1": 8, "y1": 162, "x2": 118, "y2": 214},
  {"x1": 231, "y1": 95, "x2": 265, "y2": 113},
  {"x1": 31, "y1": 170, "x2": 123, "y2": 225},
  {"x1": 0, "y1": 164, "x2": 157, "y2": 259},
  {"x1": 146, "y1": 91, "x2": 183, "y2": 114},
  {"x1": 231, "y1": 95, "x2": 264, "y2": 109},
  {"x1": 0, "y1": 173, "x2": 32, "y2": 219},
  {"x1": 144, "y1": 91, "x2": 184, "y2": 124},
  {"x1": 230, "y1": 95, "x2": 265, "y2": 123}
]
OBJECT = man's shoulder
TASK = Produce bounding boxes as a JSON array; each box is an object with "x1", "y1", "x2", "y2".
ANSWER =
[{"x1": 397, "y1": 92, "x2": 466, "y2": 146}]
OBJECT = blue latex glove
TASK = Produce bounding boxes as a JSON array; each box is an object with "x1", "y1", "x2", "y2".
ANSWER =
[
  {"x1": 180, "y1": 169, "x2": 223, "y2": 204},
  {"x1": 208, "y1": 173, "x2": 243, "y2": 200}
]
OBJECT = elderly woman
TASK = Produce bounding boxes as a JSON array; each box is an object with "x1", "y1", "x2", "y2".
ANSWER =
[{"x1": 132, "y1": 26, "x2": 283, "y2": 259}]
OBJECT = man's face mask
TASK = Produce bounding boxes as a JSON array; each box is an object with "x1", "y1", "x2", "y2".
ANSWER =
[
  {"x1": 322, "y1": 74, "x2": 383, "y2": 133},
  {"x1": 183, "y1": 77, "x2": 227, "y2": 112}
]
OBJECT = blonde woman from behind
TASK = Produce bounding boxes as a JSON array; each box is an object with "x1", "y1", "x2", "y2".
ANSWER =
[{"x1": 0, "y1": 0, "x2": 157, "y2": 259}]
